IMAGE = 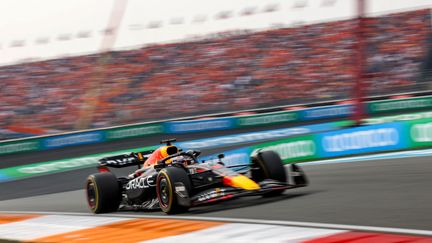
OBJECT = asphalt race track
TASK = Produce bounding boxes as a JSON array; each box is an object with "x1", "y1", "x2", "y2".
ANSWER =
[{"x1": 0, "y1": 126, "x2": 431, "y2": 232}]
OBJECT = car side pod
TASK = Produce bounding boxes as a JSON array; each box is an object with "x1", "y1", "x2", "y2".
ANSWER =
[{"x1": 287, "y1": 163, "x2": 308, "y2": 187}]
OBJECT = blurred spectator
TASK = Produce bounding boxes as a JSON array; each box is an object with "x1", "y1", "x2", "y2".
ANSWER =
[{"x1": 0, "y1": 9, "x2": 430, "y2": 137}]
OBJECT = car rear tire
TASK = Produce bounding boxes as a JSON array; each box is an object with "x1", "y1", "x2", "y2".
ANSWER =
[
  {"x1": 86, "y1": 172, "x2": 121, "y2": 214},
  {"x1": 251, "y1": 150, "x2": 287, "y2": 196},
  {"x1": 156, "y1": 167, "x2": 191, "y2": 214}
]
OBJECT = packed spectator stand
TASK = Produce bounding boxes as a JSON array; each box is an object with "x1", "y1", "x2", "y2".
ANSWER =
[{"x1": 0, "y1": 9, "x2": 430, "y2": 137}]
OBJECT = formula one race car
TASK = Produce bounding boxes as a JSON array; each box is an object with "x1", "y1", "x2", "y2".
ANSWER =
[{"x1": 85, "y1": 139, "x2": 308, "y2": 214}]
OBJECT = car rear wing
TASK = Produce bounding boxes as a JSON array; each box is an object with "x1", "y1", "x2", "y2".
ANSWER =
[{"x1": 98, "y1": 150, "x2": 154, "y2": 168}]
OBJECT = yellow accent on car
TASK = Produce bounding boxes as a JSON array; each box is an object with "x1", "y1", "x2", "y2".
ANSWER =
[
  {"x1": 159, "y1": 170, "x2": 174, "y2": 212},
  {"x1": 229, "y1": 175, "x2": 260, "y2": 190},
  {"x1": 89, "y1": 176, "x2": 99, "y2": 213},
  {"x1": 161, "y1": 145, "x2": 178, "y2": 156},
  {"x1": 160, "y1": 146, "x2": 178, "y2": 164},
  {"x1": 160, "y1": 146, "x2": 169, "y2": 157}
]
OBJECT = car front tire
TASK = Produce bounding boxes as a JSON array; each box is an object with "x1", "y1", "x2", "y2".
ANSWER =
[
  {"x1": 156, "y1": 167, "x2": 191, "y2": 214},
  {"x1": 251, "y1": 150, "x2": 287, "y2": 196}
]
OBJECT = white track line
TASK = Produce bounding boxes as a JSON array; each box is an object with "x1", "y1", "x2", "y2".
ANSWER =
[
  {"x1": 299, "y1": 148, "x2": 432, "y2": 166},
  {"x1": 1, "y1": 210, "x2": 431, "y2": 236}
]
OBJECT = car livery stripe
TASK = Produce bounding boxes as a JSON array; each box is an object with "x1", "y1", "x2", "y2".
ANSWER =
[{"x1": 0, "y1": 214, "x2": 431, "y2": 242}]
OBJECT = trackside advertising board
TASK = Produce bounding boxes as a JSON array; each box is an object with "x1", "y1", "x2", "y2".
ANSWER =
[
  {"x1": 252, "y1": 135, "x2": 318, "y2": 163},
  {"x1": 368, "y1": 96, "x2": 432, "y2": 114},
  {"x1": 105, "y1": 124, "x2": 164, "y2": 140},
  {"x1": 204, "y1": 119, "x2": 432, "y2": 166},
  {"x1": 406, "y1": 118, "x2": 432, "y2": 148},
  {"x1": 42, "y1": 131, "x2": 105, "y2": 149},
  {"x1": 362, "y1": 111, "x2": 432, "y2": 125},
  {"x1": 178, "y1": 122, "x2": 341, "y2": 150},
  {"x1": 316, "y1": 123, "x2": 407, "y2": 158},
  {"x1": 236, "y1": 111, "x2": 299, "y2": 127},
  {"x1": 248, "y1": 123, "x2": 409, "y2": 163},
  {"x1": 0, "y1": 139, "x2": 41, "y2": 155},
  {"x1": 164, "y1": 118, "x2": 236, "y2": 133},
  {"x1": 300, "y1": 104, "x2": 354, "y2": 121}
]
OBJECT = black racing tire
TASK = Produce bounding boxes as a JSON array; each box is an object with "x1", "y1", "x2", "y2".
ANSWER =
[
  {"x1": 86, "y1": 172, "x2": 121, "y2": 214},
  {"x1": 156, "y1": 167, "x2": 191, "y2": 214},
  {"x1": 251, "y1": 150, "x2": 287, "y2": 196}
]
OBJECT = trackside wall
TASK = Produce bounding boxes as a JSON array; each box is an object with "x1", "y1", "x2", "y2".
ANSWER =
[
  {"x1": 2, "y1": 95, "x2": 432, "y2": 156},
  {"x1": 201, "y1": 118, "x2": 432, "y2": 165}
]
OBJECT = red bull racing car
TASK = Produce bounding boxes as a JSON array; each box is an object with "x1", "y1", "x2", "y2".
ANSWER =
[{"x1": 85, "y1": 139, "x2": 308, "y2": 214}]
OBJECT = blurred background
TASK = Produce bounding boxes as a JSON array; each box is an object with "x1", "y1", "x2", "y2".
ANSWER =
[{"x1": 0, "y1": 0, "x2": 431, "y2": 139}]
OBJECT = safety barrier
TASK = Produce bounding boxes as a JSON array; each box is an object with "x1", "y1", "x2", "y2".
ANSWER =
[
  {"x1": 1, "y1": 95, "x2": 432, "y2": 156},
  {"x1": 1, "y1": 117, "x2": 432, "y2": 182},
  {"x1": 202, "y1": 118, "x2": 432, "y2": 165}
]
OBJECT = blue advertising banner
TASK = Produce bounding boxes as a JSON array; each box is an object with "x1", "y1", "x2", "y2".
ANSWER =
[
  {"x1": 42, "y1": 131, "x2": 105, "y2": 149},
  {"x1": 164, "y1": 118, "x2": 236, "y2": 133},
  {"x1": 178, "y1": 122, "x2": 342, "y2": 150},
  {"x1": 300, "y1": 105, "x2": 353, "y2": 121},
  {"x1": 317, "y1": 123, "x2": 407, "y2": 158},
  {"x1": 200, "y1": 147, "x2": 252, "y2": 167}
]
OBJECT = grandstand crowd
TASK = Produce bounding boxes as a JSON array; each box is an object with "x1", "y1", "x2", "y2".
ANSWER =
[{"x1": 0, "y1": 9, "x2": 430, "y2": 136}]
